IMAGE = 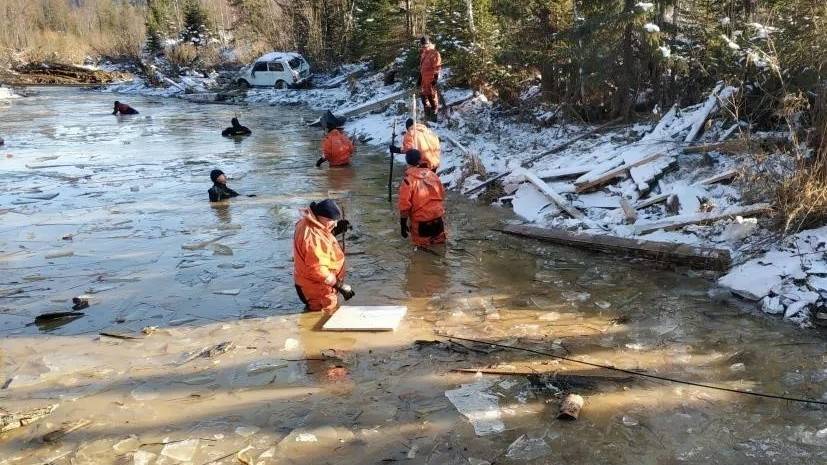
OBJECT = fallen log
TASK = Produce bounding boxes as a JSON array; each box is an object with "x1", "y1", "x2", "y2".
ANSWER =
[
  {"x1": 1, "y1": 404, "x2": 58, "y2": 433},
  {"x1": 633, "y1": 203, "x2": 772, "y2": 235},
  {"x1": 518, "y1": 169, "x2": 585, "y2": 220},
  {"x1": 495, "y1": 224, "x2": 732, "y2": 270}
]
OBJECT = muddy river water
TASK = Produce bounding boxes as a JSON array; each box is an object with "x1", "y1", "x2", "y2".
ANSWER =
[{"x1": 1, "y1": 89, "x2": 826, "y2": 464}]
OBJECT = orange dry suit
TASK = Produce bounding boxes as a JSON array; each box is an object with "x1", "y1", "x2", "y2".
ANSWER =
[
  {"x1": 293, "y1": 209, "x2": 346, "y2": 312},
  {"x1": 321, "y1": 129, "x2": 354, "y2": 166},
  {"x1": 419, "y1": 44, "x2": 442, "y2": 111},
  {"x1": 399, "y1": 166, "x2": 447, "y2": 246},
  {"x1": 402, "y1": 124, "x2": 441, "y2": 171}
]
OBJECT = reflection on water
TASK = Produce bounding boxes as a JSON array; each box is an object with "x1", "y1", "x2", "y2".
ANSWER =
[{"x1": 0, "y1": 89, "x2": 826, "y2": 465}]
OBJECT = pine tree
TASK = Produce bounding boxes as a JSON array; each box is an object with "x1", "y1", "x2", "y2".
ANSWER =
[{"x1": 180, "y1": 0, "x2": 211, "y2": 47}]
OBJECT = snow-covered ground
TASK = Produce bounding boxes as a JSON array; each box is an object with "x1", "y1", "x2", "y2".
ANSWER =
[{"x1": 103, "y1": 64, "x2": 825, "y2": 328}]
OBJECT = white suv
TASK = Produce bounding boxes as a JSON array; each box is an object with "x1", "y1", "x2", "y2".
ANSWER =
[{"x1": 236, "y1": 52, "x2": 312, "y2": 89}]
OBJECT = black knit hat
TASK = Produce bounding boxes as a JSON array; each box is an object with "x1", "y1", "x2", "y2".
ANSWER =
[
  {"x1": 210, "y1": 169, "x2": 224, "y2": 183},
  {"x1": 406, "y1": 118, "x2": 414, "y2": 129},
  {"x1": 405, "y1": 149, "x2": 422, "y2": 167},
  {"x1": 310, "y1": 199, "x2": 342, "y2": 221}
]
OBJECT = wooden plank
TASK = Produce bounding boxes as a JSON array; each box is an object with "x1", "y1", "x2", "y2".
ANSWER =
[
  {"x1": 444, "y1": 134, "x2": 472, "y2": 156},
  {"x1": 574, "y1": 152, "x2": 664, "y2": 193},
  {"x1": 698, "y1": 169, "x2": 738, "y2": 185},
  {"x1": 519, "y1": 169, "x2": 585, "y2": 220},
  {"x1": 633, "y1": 203, "x2": 772, "y2": 235},
  {"x1": 619, "y1": 198, "x2": 638, "y2": 224},
  {"x1": 338, "y1": 90, "x2": 408, "y2": 118},
  {"x1": 322, "y1": 305, "x2": 407, "y2": 332},
  {"x1": 463, "y1": 171, "x2": 509, "y2": 195},
  {"x1": 634, "y1": 170, "x2": 738, "y2": 209},
  {"x1": 495, "y1": 224, "x2": 732, "y2": 270},
  {"x1": 1, "y1": 404, "x2": 58, "y2": 433},
  {"x1": 718, "y1": 122, "x2": 741, "y2": 141},
  {"x1": 536, "y1": 166, "x2": 593, "y2": 180},
  {"x1": 629, "y1": 155, "x2": 676, "y2": 193},
  {"x1": 685, "y1": 82, "x2": 725, "y2": 142},
  {"x1": 633, "y1": 193, "x2": 669, "y2": 209}
]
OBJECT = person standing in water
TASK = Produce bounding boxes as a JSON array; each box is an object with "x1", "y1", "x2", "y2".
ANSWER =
[
  {"x1": 208, "y1": 169, "x2": 240, "y2": 202},
  {"x1": 316, "y1": 111, "x2": 355, "y2": 168},
  {"x1": 112, "y1": 101, "x2": 139, "y2": 115},
  {"x1": 398, "y1": 149, "x2": 447, "y2": 247},
  {"x1": 390, "y1": 118, "x2": 441, "y2": 172},
  {"x1": 222, "y1": 117, "x2": 252, "y2": 137},
  {"x1": 293, "y1": 199, "x2": 355, "y2": 313}
]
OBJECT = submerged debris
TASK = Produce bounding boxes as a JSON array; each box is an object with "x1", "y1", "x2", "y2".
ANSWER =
[
  {"x1": 1, "y1": 404, "x2": 58, "y2": 433},
  {"x1": 181, "y1": 341, "x2": 235, "y2": 364},
  {"x1": 445, "y1": 378, "x2": 505, "y2": 436}
]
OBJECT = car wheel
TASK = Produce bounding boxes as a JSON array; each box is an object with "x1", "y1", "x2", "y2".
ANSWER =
[
  {"x1": 237, "y1": 79, "x2": 250, "y2": 90},
  {"x1": 274, "y1": 80, "x2": 287, "y2": 90}
]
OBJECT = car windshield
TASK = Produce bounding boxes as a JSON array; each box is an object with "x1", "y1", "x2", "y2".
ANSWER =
[{"x1": 288, "y1": 57, "x2": 302, "y2": 70}]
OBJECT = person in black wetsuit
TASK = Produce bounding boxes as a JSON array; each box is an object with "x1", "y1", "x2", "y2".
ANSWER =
[
  {"x1": 113, "y1": 101, "x2": 139, "y2": 115},
  {"x1": 208, "y1": 169, "x2": 240, "y2": 202},
  {"x1": 222, "y1": 118, "x2": 252, "y2": 137}
]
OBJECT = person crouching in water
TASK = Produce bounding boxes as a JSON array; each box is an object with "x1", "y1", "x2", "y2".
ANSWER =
[
  {"x1": 293, "y1": 199, "x2": 355, "y2": 313},
  {"x1": 222, "y1": 117, "x2": 252, "y2": 137},
  {"x1": 208, "y1": 169, "x2": 240, "y2": 202},
  {"x1": 316, "y1": 113, "x2": 355, "y2": 168},
  {"x1": 112, "y1": 101, "x2": 139, "y2": 115},
  {"x1": 398, "y1": 149, "x2": 447, "y2": 247}
]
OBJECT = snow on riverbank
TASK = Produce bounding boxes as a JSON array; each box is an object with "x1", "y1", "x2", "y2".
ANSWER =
[
  {"x1": 719, "y1": 226, "x2": 827, "y2": 327},
  {"x1": 103, "y1": 64, "x2": 824, "y2": 328}
]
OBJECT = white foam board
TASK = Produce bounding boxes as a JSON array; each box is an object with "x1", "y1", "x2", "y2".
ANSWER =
[{"x1": 322, "y1": 306, "x2": 407, "y2": 332}]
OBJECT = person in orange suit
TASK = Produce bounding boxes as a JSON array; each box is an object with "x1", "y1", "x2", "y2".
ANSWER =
[
  {"x1": 418, "y1": 36, "x2": 442, "y2": 119},
  {"x1": 317, "y1": 113, "x2": 355, "y2": 167},
  {"x1": 398, "y1": 149, "x2": 447, "y2": 247},
  {"x1": 293, "y1": 199, "x2": 355, "y2": 313},
  {"x1": 390, "y1": 118, "x2": 441, "y2": 172}
]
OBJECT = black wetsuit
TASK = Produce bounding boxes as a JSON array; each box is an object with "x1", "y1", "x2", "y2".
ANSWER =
[
  {"x1": 208, "y1": 183, "x2": 240, "y2": 202},
  {"x1": 222, "y1": 119, "x2": 252, "y2": 137}
]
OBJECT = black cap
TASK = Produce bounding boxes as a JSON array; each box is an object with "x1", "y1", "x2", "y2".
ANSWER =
[
  {"x1": 114, "y1": 101, "x2": 120, "y2": 106},
  {"x1": 420, "y1": 36, "x2": 430, "y2": 45},
  {"x1": 405, "y1": 149, "x2": 422, "y2": 167},
  {"x1": 322, "y1": 110, "x2": 346, "y2": 130},
  {"x1": 406, "y1": 118, "x2": 414, "y2": 128},
  {"x1": 231, "y1": 117, "x2": 240, "y2": 127},
  {"x1": 310, "y1": 199, "x2": 342, "y2": 221},
  {"x1": 210, "y1": 169, "x2": 224, "y2": 183}
]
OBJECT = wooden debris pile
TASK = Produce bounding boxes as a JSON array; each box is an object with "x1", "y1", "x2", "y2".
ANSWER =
[{"x1": 4, "y1": 63, "x2": 131, "y2": 86}]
